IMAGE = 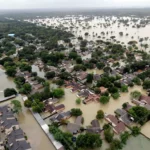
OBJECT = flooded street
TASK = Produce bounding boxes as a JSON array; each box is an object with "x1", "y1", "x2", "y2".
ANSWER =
[{"x1": 0, "y1": 69, "x2": 55, "y2": 150}]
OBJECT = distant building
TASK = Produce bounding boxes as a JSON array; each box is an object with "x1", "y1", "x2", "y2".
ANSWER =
[{"x1": 8, "y1": 34, "x2": 15, "y2": 37}]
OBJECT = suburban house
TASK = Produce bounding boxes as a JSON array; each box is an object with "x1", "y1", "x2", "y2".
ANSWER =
[
  {"x1": 0, "y1": 105, "x2": 31, "y2": 150},
  {"x1": 45, "y1": 103, "x2": 65, "y2": 114},
  {"x1": 105, "y1": 114, "x2": 126, "y2": 134},
  {"x1": 67, "y1": 116, "x2": 83, "y2": 134},
  {"x1": 83, "y1": 94, "x2": 100, "y2": 104},
  {"x1": 86, "y1": 119, "x2": 101, "y2": 134},
  {"x1": 50, "y1": 111, "x2": 71, "y2": 123},
  {"x1": 139, "y1": 95, "x2": 150, "y2": 105}
]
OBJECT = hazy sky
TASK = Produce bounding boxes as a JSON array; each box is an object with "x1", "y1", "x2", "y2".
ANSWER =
[{"x1": 0, "y1": 0, "x2": 150, "y2": 9}]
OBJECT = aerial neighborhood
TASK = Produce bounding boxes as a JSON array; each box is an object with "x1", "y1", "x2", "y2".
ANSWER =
[{"x1": 0, "y1": 8, "x2": 150, "y2": 150}]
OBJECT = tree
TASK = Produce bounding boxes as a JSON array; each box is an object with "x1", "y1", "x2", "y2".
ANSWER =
[
  {"x1": 4, "y1": 88, "x2": 17, "y2": 97},
  {"x1": 121, "y1": 85, "x2": 128, "y2": 92},
  {"x1": 96, "y1": 62, "x2": 105, "y2": 69},
  {"x1": 76, "y1": 98, "x2": 81, "y2": 105},
  {"x1": 110, "y1": 139, "x2": 123, "y2": 150},
  {"x1": 120, "y1": 131, "x2": 130, "y2": 145},
  {"x1": 128, "y1": 106, "x2": 150, "y2": 125},
  {"x1": 6, "y1": 67, "x2": 16, "y2": 77},
  {"x1": 53, "y1": 88, "x2": 64, "y2": 98},
  {"x1": 111, "y1": 92, "x2": 120, "y2": 99},
  {"x1": 19, "y1": 83, "x2": 32, "y2": 94},
  {"x1": 104, "y1": 128, "x2": 114, "y2": 143},
  {"x1": 24, "y1": 100, "x2": 32, "y2": 108},
  {"x1": 96, "y1": 110, "x2": 104, "y2": 120},
  {"x1": 99, "y1": 96, "x2": 110, "y2": 104},
  {"x1": 76, "y1": 133, "x2": 102, "y2": 149},
  {"x1": 143, "y1": 80, "x2": 150, "y2": 89},
  {"x1": 71, "y1": 108, "x2": 82, "y2": 116},
  {"x1": 132, "y1": 77, "x2": 141, "y2": 85},
  {"x1": 14, "y1": 76, "x2": 25, "y2": 88},
  {"x1": 11, "y1": 100, "x2": 22, "y2": 114},
  {"x1": 32, "y1": 99, "x2": 44, "y2": 113},
  {"x1": 86, "y1": 73, "x2": 93, "y2": 83},
  {"x1": 19, "y1": 63, "x2": 31, "y2": 72},
  {"x1": 131, "y1": 126, "x2": 141, "y2": 137},
  {"x1": 130, "y1": 91, "x2": 141, "y2": 100},
  {"x1": 76, "y1": 57, "x2": 83, "y2": 64},
  {"x1": 45, "y1": 71, "x2": 55, "y2": 79}
]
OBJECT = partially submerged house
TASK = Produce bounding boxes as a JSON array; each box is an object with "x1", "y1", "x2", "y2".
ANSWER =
[
  {"x1": 67, "y1": 116, "x2": 83, "y2": 134},
  {"x1": 86, "y1": 119, "x2": 101, "y2": 134}
]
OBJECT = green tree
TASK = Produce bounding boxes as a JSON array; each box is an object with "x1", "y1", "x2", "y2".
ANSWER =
[
  {"x1": 120, "y1": 131, "x2": 130, "y2": 145},
  {"x1": 76, "y1": 133, "x2": 102, "y2": 149},
  {"x1": 131, "y1": 126, "x2": 141, "y2": 137},
  {"x1": 132, "y1": 77, "x2": 141, "y2": 85},
  {"x1": 143, "y1": 80, "x2": 150, "y2": 89},
  {"x1": 4, "y1": 88, "x2": 17, "y2": 97},
  {"x1": 96, "y1": 110, "x2": 104, "y2": 120},
  {"x1": 76, "y1": 57, "x2": 83, "y2": 64},
  {"x1": 128, "y1": 106, "x2": 150, "y2": 125},
  {"x1": 19, "y1": 83, "x2": 32, "y2": 94},
  {"x1": 24, "y1": 100, "x2": 32, "y2": 108},
  {"x1": 71, "y1": 108, "x2": 82, "y2": 116},
  {"x1": 86, "y1": 73, "x2": 93, "y2": 83},
  {"x1": 53, "y1": 88, "x2": 64, "y2": 98},
  {"x1": 32, "y1": 99, "x2": 44, "y2": 113},
  {"x1": 45, "y1": 71, "x2": 55, "y2": 79},
  {"x1": 111, "y1": 92, "x2": 120, "y2": 99},
  {"x1": 99, "y1": 96, "x2": 110, "y2": 104},
  {"x1": 110, "y1": 139, "x2": 123, "y2": 150},
  {"x1": 104, "y1": 128, "x2": 114, "y2": 143},
  {"x1": 11, "y1": 100, "x2": 22, "y2": 114},
  {"x1": 121, "y1": 85, "x2": 128, "y2": 92},
  {"x1": 76, "y1": 98, "x2": 81, "y2": 105},
  {"x1": 130, "y1": 91, "x2": 141, "y2": 100},
  {"x1": 6, "y1": 67, "x2": 16, "y2": 77}
]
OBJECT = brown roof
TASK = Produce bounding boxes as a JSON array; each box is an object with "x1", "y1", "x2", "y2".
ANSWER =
[
  {"x1": 113, "y1": 122, "x2": 126, "y2": 134},
  {"x1": 91, "y1": 119, "x2": 100, "y2": 127},
  {"x1": 139, "y1": 95, "x2": 150, "y2": 105},
  {"x1": 55, "y1": 104, "x2": 65, "y2": 111},
  {"x1": 45, "y1": 104, "x2": 55, "y2": 113},
  {"x1": 99, "y1": 87, "x2": 108, "y2": 93},
  {"x1": 105, "y1": 114, "x2": 118, "y2": 126},
  {"x1": 75, "y1": 116, "x2": 83, "y2": 125}
]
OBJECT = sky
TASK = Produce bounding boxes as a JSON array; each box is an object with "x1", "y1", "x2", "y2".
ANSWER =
[{"x1": 0, "y1": 0, "x2": 150, "y2": 9}]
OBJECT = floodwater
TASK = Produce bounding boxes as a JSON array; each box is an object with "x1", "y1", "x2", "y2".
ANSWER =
[
  {"x1": 60, "y1": 86, "x2": 146, "y2": 127},
  {"x1": 141, "y1": 121, "x2": 150, "y2": 139},
  {"x1": 87, "y1": 69, "x2": 104, "y2": 74},
  {"x1": 26, "y1": 16, "x2": 150, "y2": 50},
  {"x1": 0, "y1": 69, "x2": 55, "y2": 150},
  {"x1": 32, "y1": 65, "x2": 45, "y2": 78},
  {"x1": 123, "y1": 134, "x2": 150, "y2": 150}
]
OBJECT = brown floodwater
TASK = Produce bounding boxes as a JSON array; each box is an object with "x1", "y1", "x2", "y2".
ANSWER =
[
  {"x1": 60, "y1": 86, "x2": 146, "y2": 127},
  {"x1": 0, "y1": 69, "x2": 55, "y2": 150},
  {"x1": 26, "y1": 16, "x2": 150, "y2": 51}
]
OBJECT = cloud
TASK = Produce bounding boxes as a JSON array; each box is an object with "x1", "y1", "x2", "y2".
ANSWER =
[{"x1": 0, "y1": 0, "x2": 150, "y2": 9}]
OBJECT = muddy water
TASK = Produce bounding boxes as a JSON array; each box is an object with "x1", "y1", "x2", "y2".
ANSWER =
[
  {"x1": 32, "y1": 65, "x2": 45, "y2": 78},
  {"x1": 27, "y1": 17, "x2": 150, "y2": 50},
  {"x1": 141, "y1": 121, "x2": 150, "y2": 139},
  {"x1": 0, "y1": 69, "x2": 55, "y2": 150},
  {"x1": 123, "y1": 135, "x2": 150, "y2": 150},
  {"x1": 87, "y1": 69, "x2": 104, "y2": 75},
  {"x1": 60, "y1": 86, "x2": 146, "y2": 127}
]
